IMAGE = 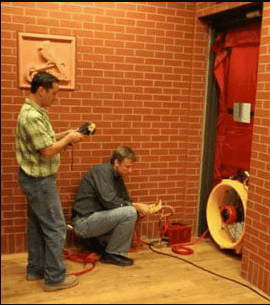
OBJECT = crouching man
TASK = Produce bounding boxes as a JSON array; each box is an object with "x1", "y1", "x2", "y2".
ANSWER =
[{"x1": 71, "y1": 146, "x2": 152, "y2": 266}]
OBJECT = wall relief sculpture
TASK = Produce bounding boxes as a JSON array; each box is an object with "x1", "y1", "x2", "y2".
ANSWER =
[{"x1": 18, "y1": 33, "x2": 76, "y2": 89}]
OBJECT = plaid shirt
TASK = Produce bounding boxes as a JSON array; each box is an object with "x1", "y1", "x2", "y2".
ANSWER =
[{"x1": 16, "y1": 98, "x2": 60, "y2": 177}]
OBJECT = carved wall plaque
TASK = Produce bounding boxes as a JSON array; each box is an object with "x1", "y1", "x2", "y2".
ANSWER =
[{"x1": 18, "y1": 33, "x2": 76, "y2": 89}]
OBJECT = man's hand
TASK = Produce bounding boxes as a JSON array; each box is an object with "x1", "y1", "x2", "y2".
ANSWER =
[
  {"x1": 55, "y1": 129, "x2": 75, "y2": 141},
  {"x1": 67, "y1": 130, "x2": 88, "y2": 144},
  {"x1": 132, "y1": 202, "x2": 153, "y2": 217},
  {"x1": 132, "y1": 200, "x2": 175, "y2": 218},
  {"x1": 40, "y1": 131, "x2": 88, "y2": 159}
]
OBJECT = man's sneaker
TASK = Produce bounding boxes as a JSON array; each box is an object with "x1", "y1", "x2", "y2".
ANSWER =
[
  {"x1": 26, "y1": 274, "x2": 43, "y2": 281},
  {"x1": 43, "y1": 275, "x2": 78, "y2": 292}
]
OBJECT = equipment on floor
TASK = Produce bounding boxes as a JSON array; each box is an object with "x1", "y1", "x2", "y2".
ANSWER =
[
  {"x1": 156, "y1": 210, "x2": 208, "y2": 255},
  {"x1": 206, "y1": 175, "x2": 248, "y2": 254},
  {"x1": 134, "y1": 199, "x2": 208, "y2": 256},
  {"x1": 131, "y1": 200, "x2": 175, "y2": 251},
  {"x1": 168, "y1": 224, "x2": 192, "y2": 245},
  {"x1": 154, "y1": 201, "x2": 191, "y2": 247}
]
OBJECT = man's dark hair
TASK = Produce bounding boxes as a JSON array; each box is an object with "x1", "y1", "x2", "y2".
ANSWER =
[
  {"x1": 30, "y1": 72, "x2": 60, "y2": 93},
  {"x1": 111, "y1": 146, "x2": 137, "y2": 165}
]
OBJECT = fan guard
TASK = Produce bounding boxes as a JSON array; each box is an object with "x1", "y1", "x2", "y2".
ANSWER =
[{"x1": 206, "y1": 179, "x2": 248, "y2": 254}]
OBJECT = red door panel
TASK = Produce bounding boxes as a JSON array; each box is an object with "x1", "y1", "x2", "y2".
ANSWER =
[{"x1": 211, "y1": 22, "x2": 261, "y2": 186}]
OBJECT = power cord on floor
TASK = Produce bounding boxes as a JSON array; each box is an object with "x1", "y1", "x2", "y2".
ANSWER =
[
  {"x1": 65, "y1": 224, "x2": 269, "y2": 302},
  {"x1": 64, "y1": 248, "x2": 100, "y2": 276},
  {"x1": 147, "y1": 241, "x2": 270, "y2": 303}
]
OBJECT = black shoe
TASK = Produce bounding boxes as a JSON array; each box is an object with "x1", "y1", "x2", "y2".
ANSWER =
[
  {"x1": 117, "y1": 255, "x2": 134, "y2": 264},
  {"x1": 81, "y1": 237, "x2": 106, "y2": 255},
  {"x1": 100, "y1": 252, "x2": 134, "y2": 267}
]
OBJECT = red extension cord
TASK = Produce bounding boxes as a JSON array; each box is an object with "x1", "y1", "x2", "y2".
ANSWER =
[
  {"x1": 64, "y1": 224, "x2": 209, "y2": 276},
  {"x1": 64, "y1": 249, "x2": 100, "y2": 276}
]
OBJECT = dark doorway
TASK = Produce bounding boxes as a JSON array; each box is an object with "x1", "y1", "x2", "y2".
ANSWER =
[{"x1": 197, "y1": 3, "x2": 262, "y2": 236}]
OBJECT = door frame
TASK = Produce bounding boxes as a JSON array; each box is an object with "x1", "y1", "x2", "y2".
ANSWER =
[
  {"x1": 197, "y1": 27, "x2": 219, "y2": 235},
  {"x1": 197, "y1": 3, "x2": 263, "y2": 236}
]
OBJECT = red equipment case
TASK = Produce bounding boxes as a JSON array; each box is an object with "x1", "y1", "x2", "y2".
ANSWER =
[{"x1": 168, "y1": 225, "x2": 191, "y2": 245}]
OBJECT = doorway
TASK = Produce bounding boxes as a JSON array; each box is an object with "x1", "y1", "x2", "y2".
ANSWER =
[{"x1": 197, "y1": 3, "x2": 262, "y2": 235}]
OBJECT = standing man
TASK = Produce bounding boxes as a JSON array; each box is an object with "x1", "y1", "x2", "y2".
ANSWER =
[
  {"x1": 16, "y1": 72, "x2": 87, "y2": 292},
  {"x1": 71, "y1": 146, "x2": 153, "y2": 267}
]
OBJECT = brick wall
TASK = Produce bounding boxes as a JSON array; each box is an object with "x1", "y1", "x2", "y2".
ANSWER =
[
  {"x1": 240, "y1": 2, "x2": 270, "y2": 296},
  {"x1": 1, "y1": 2, "x2": 198, "y2": 252}
]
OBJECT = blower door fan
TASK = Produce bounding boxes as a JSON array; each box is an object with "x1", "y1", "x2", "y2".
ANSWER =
[{"x1": 206, "y1": 179, "x2": 247, "y2": 254}]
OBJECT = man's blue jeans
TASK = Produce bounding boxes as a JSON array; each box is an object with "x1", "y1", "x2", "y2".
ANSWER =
[
  {"x1": 18, "y1": 168, "x2": 66, "y2": 286},
  {"x1": 72, "y1": 207, "x2": 138, "y2": 256}
]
